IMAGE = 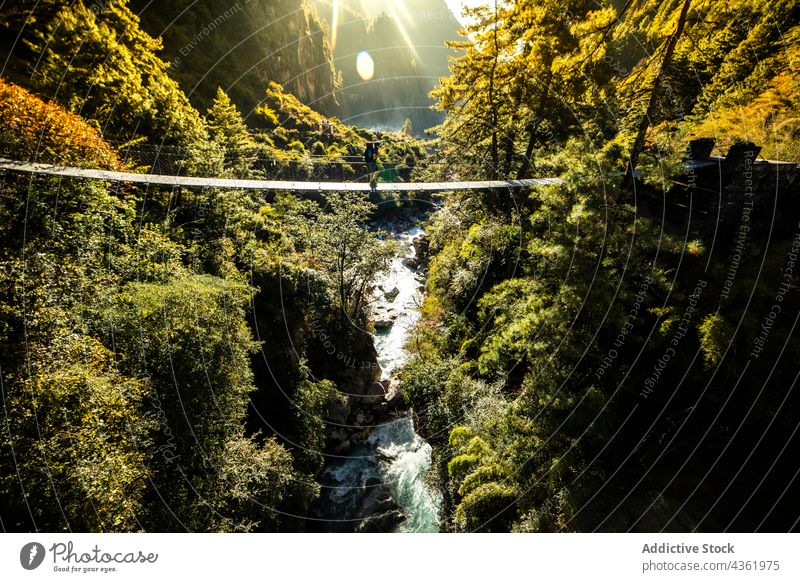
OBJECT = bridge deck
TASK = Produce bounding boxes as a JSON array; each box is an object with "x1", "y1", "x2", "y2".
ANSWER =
[{"x1": 0, "y1": 158, "x2": 562, "y2": 192}]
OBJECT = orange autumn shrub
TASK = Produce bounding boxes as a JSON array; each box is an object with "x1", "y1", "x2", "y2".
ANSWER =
[{"x1": 0, "y1": 76, "x2": 121, "y2": 169}]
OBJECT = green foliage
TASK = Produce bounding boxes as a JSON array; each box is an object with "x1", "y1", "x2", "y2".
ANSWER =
[
  {"x1": 433, "y1": 0, "x2": 800, "y2": 176},
  {"x1": 2, "y1": 335, "x2": 153, "y2": 531},
  {"x1": 284, "y1": 192, "x2": 398, "y2": 322},
  {"x1": 446, "y1": 429, "x2": 517, "y2": 531},
  {"x1": 214, "y1": 435, "x2": 294, "y2": 532},
  {"x1": 400, "y1": 147, "x2": 696, "y2": 530},
  {"x1": 27, "y1": 0, "x2": 213, "y2": 169},
  {"x1": 0, "y1": 0, "x2": 429, "y2": 536},
  {"x1": 408, "y1": 0, "x2": 800, "y2": 526},
  {"x1": 206, "y1": 88, "x2": 260, "y2": 178},
  {"x1": 293, "y1": 372, "x2": 345, "y2": 474},
  {"x1": 106, "y1": 275, "x2": 257, "y2": 451},
  {"x1": 454, "y1": 482, "x2": 519, "y2": 531},
  {"x1": 698, "y1": 313, "x2": 733, "y2": 369},
  {"x1": 103, "y1": 274, "x2": 297, "y2": 530},
  {"x1": 397, "y1": 355, "x2": 453, "y2": 435},
  {"x1": 432, "y1": 0, "x2": 612, "y2": 178}
]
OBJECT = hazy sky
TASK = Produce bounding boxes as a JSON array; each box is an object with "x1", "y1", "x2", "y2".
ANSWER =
[{"x1": 444, "y1": 0, "x2": 490, "y2": 24}]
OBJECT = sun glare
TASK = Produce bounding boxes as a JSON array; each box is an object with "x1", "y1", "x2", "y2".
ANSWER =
[
  {"x1": 386, "y1": 0, "x2": 419, "y2": 59},
  {"x1": 331, "y1": 0, "x2": 340, "y2": 50},
  {"x1": 356, "y1": 50, "x2": 375, "y2": 80}
]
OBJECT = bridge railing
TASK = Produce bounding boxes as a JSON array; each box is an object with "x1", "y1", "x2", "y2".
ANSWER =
[{"x1": 1, "y1": 136, "x2": 525, "y2": 187}]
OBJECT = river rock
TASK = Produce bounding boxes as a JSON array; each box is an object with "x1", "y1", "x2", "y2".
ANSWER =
[
  {"x1": 334, "y1": 439, "x2": 351, "y2": 455},
  {"x1": 354, "y1": 482, "x2": 406, "y2": 533},
  {"x1": 356, "y1": 509, "x2": 406, "y2": 533},
  {"x1": 325, "y1": 398, "x2": 350, "y2": 425},
  {"x1": 374, "y1": 319, "x2": 394, "y2": 330},
  {"x1": 361, "y1": 381, "x2": 387, "y2": 405},
  {"x1": 384, "y1": 287, "x2": 400, "y2": 301},
  {"x1": 342, "y1": 378, "x2": 365, "y2": 397},
  {"x1": 383, "y1": 380, "x2": 404, "y2": 411},
  {"x1": 401, "y1": 257, "x2": 418, "y2": 269},
  {"x1": 413, "y1": 235, "x2": 429, "y2": 269}
]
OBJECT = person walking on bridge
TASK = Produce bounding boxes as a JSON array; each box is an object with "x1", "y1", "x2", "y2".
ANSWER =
[{"x1": 364, "y1": 136, "x2": 381, "y2": 189}]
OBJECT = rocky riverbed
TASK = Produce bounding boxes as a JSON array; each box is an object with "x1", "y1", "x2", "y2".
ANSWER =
[{"x1": 310, "y1": 210, "x2": 441, "y2": 533}]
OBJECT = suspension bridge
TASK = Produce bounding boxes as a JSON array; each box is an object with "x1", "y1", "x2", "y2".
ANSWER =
[{"x1": 0, "y1": 158, "x2": 563, "y2": 192}]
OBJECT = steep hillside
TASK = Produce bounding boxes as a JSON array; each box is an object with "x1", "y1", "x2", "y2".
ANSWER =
[
  {"x1": 408, "y1": 0, "x2": 800, "y2": 533},
  {"x1": 129, "y1": 0, "x2": 338, "y2": 120},
  {"x1": 0, "y1": 0, "x2": 212, "y2": 171}
]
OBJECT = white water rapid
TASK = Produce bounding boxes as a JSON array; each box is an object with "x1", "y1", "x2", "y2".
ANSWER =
[{"x1": 320, "y1": 218, "x2": 442, "y2": 532}]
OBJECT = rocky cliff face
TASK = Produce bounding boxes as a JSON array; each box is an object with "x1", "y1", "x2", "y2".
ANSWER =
[{"x1": 129, "y1": 0, "x2": 338, "y2": 121}]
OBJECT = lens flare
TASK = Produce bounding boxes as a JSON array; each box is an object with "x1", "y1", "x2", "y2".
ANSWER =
[
  {"x1": 330, "y1": 0, "x2": 339, "y2": 50},
  {"x1": 388, "y1": 0, "x2": 419, "y2": 60},
  {"x1": 356, "y1": 51, "x2": 375, "y2": 81}
]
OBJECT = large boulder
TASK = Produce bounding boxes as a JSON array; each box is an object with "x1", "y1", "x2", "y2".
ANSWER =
[
  {"x1": 361, "y1": 381, "x2": 387, "y2": 406},
  {"x1": 325, "y1": 397, "x2": 350, "y2": 425},
  {"x1": 413, "y1": 235, "x2": 428, "y2": 258},
  {"x1": 384, "y1": 287, "x2": 400, "y2": 301},
  {"x1": 383, "y1": 379, "x2": 404, "y2": 411},
  {"x1": 333, "y1": 439, "x2": 351, "y2": 455},
  {"x1": 355, "y1": 480, "x2": 406, "y2": 533},
  {"x1": 341, "y1": 378, "x2": 365, "y2": 397},
  {"x1": 356, "y1": 510, "x2": 405, "y2": 533}
]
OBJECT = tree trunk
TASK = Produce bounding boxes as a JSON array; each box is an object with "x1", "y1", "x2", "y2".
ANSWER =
[
  {"x1": 624, "y1": 0, "x2": 692, "y2": 188},
  {"x1": 502, "y1": 76, "x2": 525, "y2": 177},
  {"x1": 488, "y1": 0, "x2": 500, "y2": 178},
  {"x1": 517, "y1": 65, "x2": 553, "y2": 179}
]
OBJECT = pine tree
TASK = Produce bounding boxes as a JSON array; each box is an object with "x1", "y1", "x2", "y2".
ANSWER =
[{"x1": 207, "y1": 87, "x2": 259, "y2": 177}]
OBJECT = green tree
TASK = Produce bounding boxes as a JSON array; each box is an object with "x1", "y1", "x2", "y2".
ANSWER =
[
  {"x1": 285, "y1": 192, "x2": 398, "y2": 323},
  {"x1": 624, "y1": 0, "x2": 692, "y2": 185},
  {"x1": 28, "y1": 0, "x2": 214, "y2": 171},
  {"x1": 432, "y1": 0, "x2": 621, "y2": 179},
  {"x1": 207, "y1": 87, "x2": 260, "y2": 178},
  {"x1": 1, "y1": 335, "x2": 153, "y2": 531},
  {"x1": 104, "y1": 275, "x2": 294, "y2": 531}
]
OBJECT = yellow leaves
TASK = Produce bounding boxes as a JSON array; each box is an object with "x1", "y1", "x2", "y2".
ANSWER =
[
  {"x1": 698, "y1": 312, "x2": 733, "y2": 369},
  {"x1": 454, "y1": 481, "x2": 519, "y2": 530},
  {"x1": 568, "y1": 201, "x2": 589, "y2": 224},
  {"x1": 449, "y1": 426, "x2": 477, "y2": 448},
  {"x1": 650, "y1": 305, "x2": 680, "y2": 335},
  {"x1": 690, "y1": 70, "x2": 800, "y2": 162},
  {"x1": 686, "y1": 239, "x2": 705, "y2": 255},
  {"x1": 11, "y1": 334, "x2": 153, "y2": 531},
  {"x1": 0, "y1": 77, "x2": 122, "y2": 169},
  {"x1": 572, "y1": 7, "x2": 618, "y2": 38}
]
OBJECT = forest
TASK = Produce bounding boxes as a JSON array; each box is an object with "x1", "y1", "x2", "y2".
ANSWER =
[{"x1": 1, "y1": 0, "x2": 799, "y2": 533}]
